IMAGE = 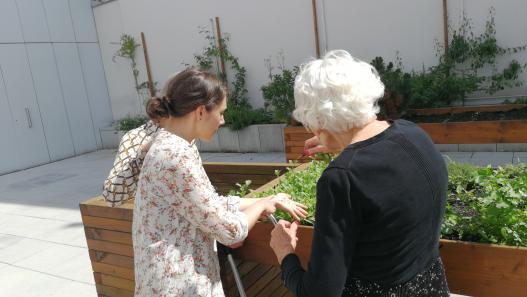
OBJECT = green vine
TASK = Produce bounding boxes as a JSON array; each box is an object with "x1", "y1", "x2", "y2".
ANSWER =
[
  {"x1": 191, "y1": 27, "x2": 272, "y2": 130},
  {"x1": 113, "y1": 34, "x2": 157, "y2": 114},
  {"x1": 193, "y1": 27, "x2": 249, "y2": 108},
  {"x1": 410, "y1": 7, "x2": 526, "y2": 108}
]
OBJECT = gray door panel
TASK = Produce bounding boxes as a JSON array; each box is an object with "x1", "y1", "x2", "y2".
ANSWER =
[{"x1": 26, "y1": 44, "x2": 75, "y2": 161}]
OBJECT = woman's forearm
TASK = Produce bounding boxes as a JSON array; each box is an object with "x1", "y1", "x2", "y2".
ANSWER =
[
  {"x1": 238, "y1": 197, "x2": 269, "y2": 211},
  {"x1": 241, "y1": 200, "x2": 269, "y2": 230}
]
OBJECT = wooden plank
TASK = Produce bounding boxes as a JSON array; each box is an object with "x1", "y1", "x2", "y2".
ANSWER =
[
  {"x1": 207, "y1": 173, "x2": 279, "y2": 184},
  {"x1": 204, "y1": 162, "x2": 293, "y2": 174},
  {"x1": 85, "y1": 228, "x2": 132, "y2": 245},
  {"x1": 232, "y1": 222, "x2": 314, "y2": 269},
  {"x1": 204, "y1": 164, "x2": 295, "y2": 175},
  {"x1": 100, "y1": 273, "x2": 135, "y2": 292},
  {"x1": 96, "y1": 284, "x2": 133, "y2": 297},
  {"x1": 410, "y1": 104, "x2": 527, "y2": 116},
  {"x1": 419, "y1": 120, "x2": 527, "y2": 144},
  {"x1": 254, "y1": 274, "x2": 285, "y2": 297},
  {"x1": 227, "y1": 263, "x2": 273, "y2": 297},
  {"x1": 246, "y1": 265, "x2": 281, "y2": 296},
  {"x1": 82, "y1": 216, "x2": 132, "y2": 232},
  {"x1": 87, "y1": 239, "x2": 134, "y2": 257},
  {"x1": 440, "y1": 239, "x2": 527, "y2": 297},
  {"x1": 80, "y1": 196, "x2": 133, "y2": 221},
  {"x1": 92, "y1": 262, "x2": 134, "y2": 280},
  {"x1": 89, "y1": 250, "x2": 134, "y2": 269}
]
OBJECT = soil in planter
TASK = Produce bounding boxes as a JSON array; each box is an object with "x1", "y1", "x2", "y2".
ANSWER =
[{"x1": 401, "y1": 106, "x2": 527, "y2": 123}]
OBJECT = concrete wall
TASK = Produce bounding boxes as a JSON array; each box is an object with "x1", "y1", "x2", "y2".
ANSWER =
[{"x1": 93, "y1": 0, "x2": 527, "y2": 121}]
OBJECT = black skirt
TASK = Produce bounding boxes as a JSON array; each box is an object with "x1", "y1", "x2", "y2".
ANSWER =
[{"x1": 342, "y1": 257, "x2": 450, "y2": 297}]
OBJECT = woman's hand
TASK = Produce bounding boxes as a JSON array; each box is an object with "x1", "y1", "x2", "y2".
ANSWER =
[
  {"x1": 304, "y1": 135, "x2": 329, "y2": 156},
  {"x1": 270, "y1": 220, "x2": 299, "y2": 264},
  {"x1": 270, "y1": 193, "x2": 308, "y2": 221}
]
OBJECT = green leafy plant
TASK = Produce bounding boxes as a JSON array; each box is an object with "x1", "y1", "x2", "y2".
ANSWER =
[
  {"x1": 261, "y1": 53, "x2": 299, "y2": 123},
  {"x1": 409, "y1": 7, "x2": 526, "y2": 108},
  {"x1": 371, "y1": 55, "x2": 412, "y2": 118},
  {"x1": 113, "y1": 34, "x2": 158, "y2": 114},
  {"x1": 191, "y1": 27, "x2": 272, "y2": 130},
  {"x1": 222, "y1": 105, "x2": 272, "y2": 131},
  {"x1": 228, "y1": 180, "x2": 253, "y2": 197},
  {"x1": 241, "y1": 159, "x2": 527, "y2": 247},
  {"x1": 116, "y1": 115, "x2": 149, "y2": 132}
]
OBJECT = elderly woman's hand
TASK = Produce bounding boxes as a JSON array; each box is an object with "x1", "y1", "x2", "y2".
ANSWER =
[
  {"x1": 304, "y1": 135, "x2": 329, "y2": 156},
  {"x1": 270, "y1": 193, "x2": 308, "y2": 221},
  {"x1": 270, "y1": 220, "x2": 299, "y2": 264}
]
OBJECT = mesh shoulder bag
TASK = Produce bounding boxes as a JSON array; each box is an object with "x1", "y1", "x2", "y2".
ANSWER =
[{"x1": 102, "y1": 120, "x2": 159, "y2": 207}]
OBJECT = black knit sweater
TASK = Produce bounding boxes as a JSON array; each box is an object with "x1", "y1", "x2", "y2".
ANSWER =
[{"x1": 281, "y1": 120, "x2": 448, "y2": 297}]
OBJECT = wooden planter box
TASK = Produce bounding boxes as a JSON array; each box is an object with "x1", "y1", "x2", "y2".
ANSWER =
[
  {"x1": 79, "y1": 162, "x2": 295, "y2": 297},
  {"x1": 80, "y1": 160, "x2": 527, "y2": 297},
  {"x1": 232, "y1": 222, "x2": 527, "y2": 297},
  {"x1": 285, "y1": 104, "x2": 527, "y2": 162}
]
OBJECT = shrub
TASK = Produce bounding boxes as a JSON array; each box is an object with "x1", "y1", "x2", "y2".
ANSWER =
[{"x1": 261, "y1": 67, "x2": 298, "y2": 123}]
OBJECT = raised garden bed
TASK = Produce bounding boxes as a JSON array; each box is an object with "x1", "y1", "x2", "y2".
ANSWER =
[
  {"x1": 80, "y1": 160, "x2": 527, "y2": 297},
  {"x1": 285, "y1": 104, "x2": 527, "y2": 161},
  {"x1": 231, "y1": 160, "x2": 527, "y2": 297},
  {"x1": 79, "y1": 162, "x2": 295, "y2": 297}
]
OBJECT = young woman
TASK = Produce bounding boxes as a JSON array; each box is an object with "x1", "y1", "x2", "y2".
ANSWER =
[{"x1": 133, "y1": 68, "x2": 307, "y2": 296}]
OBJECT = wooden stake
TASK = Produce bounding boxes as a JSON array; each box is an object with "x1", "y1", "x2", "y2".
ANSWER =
[
  {"x1": 311, "y1": 0, "x2": 321, "y2": 58},
  {"x1": 443, "y1": 0, "x2": 449, "y2": 55},
  {"x1": 140, "y1": 32, "x2": 155, "y2": 97},
  {"x1": 215, "y1": 17, "x2": 227, "y2": 80}
]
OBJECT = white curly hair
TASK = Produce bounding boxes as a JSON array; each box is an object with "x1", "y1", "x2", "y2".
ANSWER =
[{"x1": 292, "y1": 50, "x2": 385, "y2": 132}]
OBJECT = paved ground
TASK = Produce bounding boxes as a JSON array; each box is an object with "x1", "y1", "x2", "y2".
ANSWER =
[{"x1": 0, "y1": 149, "x2": 522, "y2": 296}]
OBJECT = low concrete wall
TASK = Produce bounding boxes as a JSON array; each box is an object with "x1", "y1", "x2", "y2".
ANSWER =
[
  {"x1": 198, "y1": 124, "x2": 286, "y2": 153},
  {"x1": 100, "y1": 123, "x2": 286, "y2": 152}
]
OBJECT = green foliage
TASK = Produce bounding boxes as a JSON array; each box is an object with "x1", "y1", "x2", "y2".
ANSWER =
[
  {"x1": 240, "y1": 159, "x2": 527, "y2": 247},
  {"x1": 192, "y1": 27, "x2": 249, "y2": 107},
  {"x1": 228, "y1": 180, "x2": 253, "y2": 197},
  {"x1": 116, "y1": 116, "x2": 149, "y2": 131},
  {"x1": 261, "y1": 66, "x2": 298, "y2": 123},
  {"x1": 409, "y1": 8, "x2": 526, "y2": 108},
  {"x1": 261, "y1": 52, "x2": 299, "y2": 123},
  {"x1": 371, "y1": 56, "x2": 411, "y2": 117},
  {"x1": 222, "y1": 106, "x2": 272, "y2": 131},
  {"x1": 113, "y1": 34, "x2": 157, "y2": 114},
  {"x1": 252, "y1": 160, "x2": 329, "y2": 225},
  {"x1": 444, "y1": 163, "x2": 527, "y2": 246},
  {"x1": 191, "y1": 27, "x2": 273, "y2": 130},
  {"x1": 114, "y1": 34, "x2": 143, "y2": 93}
]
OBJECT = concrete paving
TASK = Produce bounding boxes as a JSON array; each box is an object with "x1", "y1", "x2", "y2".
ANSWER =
[{"x1": 0, "y1": 149, "x2": 522, "y2": 296}]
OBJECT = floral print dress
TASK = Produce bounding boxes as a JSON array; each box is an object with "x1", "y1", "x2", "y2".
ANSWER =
[{"x1": 133, "y1": 130, "x2": 248, "y2": 297}]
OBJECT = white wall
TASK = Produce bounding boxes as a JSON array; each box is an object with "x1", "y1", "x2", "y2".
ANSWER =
[
  {"x1": 0, "y1": 0, "x2": 112, "y2": 174},
  {"x1": 94, "y1": 0, "x2": 527, "y2": 119}
]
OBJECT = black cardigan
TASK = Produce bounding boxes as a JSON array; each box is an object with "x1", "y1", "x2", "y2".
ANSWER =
[{"x1": 280, "y1": 120, "x2": 448, "y2": 297}]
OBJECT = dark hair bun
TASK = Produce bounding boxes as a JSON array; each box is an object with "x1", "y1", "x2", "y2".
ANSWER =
[{"x1": 146, "y1": 96, "x2": 169, "y2": 120}]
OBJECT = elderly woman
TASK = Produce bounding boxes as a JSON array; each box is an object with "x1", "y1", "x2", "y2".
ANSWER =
[{"x1": 270, "y1": 50, "x2": 450, "y2": 297}]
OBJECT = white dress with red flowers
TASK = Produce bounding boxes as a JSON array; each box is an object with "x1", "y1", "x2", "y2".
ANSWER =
[{"x1": 133, "y1": 130, "x2": 248, "y2": 296}]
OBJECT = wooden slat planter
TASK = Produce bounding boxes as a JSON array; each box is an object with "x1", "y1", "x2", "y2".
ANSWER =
[
  {"x1": 80, "y1": 162, "x2": 296, "y2": 297},
  {"x1": 81, "y1": 160, "x2": 527, "y2": 297},
  {"x1": 284, "y1": 119, "x2": 527, "y2": 161},
  {"x1": 409, "y1": 104, "x2": 527, "y2": 116},
  {"x1": 232, "y1": 222, "x2": 527, "y2": 297},
  {"x1": 231, "y1": 161, "x2": 527, "y2": 297}
]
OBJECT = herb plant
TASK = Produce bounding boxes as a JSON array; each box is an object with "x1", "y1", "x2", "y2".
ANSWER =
[{"x1": 238, "y1": 160, "x2": 527, "y2": 247}]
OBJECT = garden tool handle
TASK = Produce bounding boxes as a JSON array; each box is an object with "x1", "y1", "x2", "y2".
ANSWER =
[
  {"x1": 217, "y1": 243, "x2": 247, "y2": 297},
  {"x1": 268, "y1": 214, "x2": 278, "y2": 226}
]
